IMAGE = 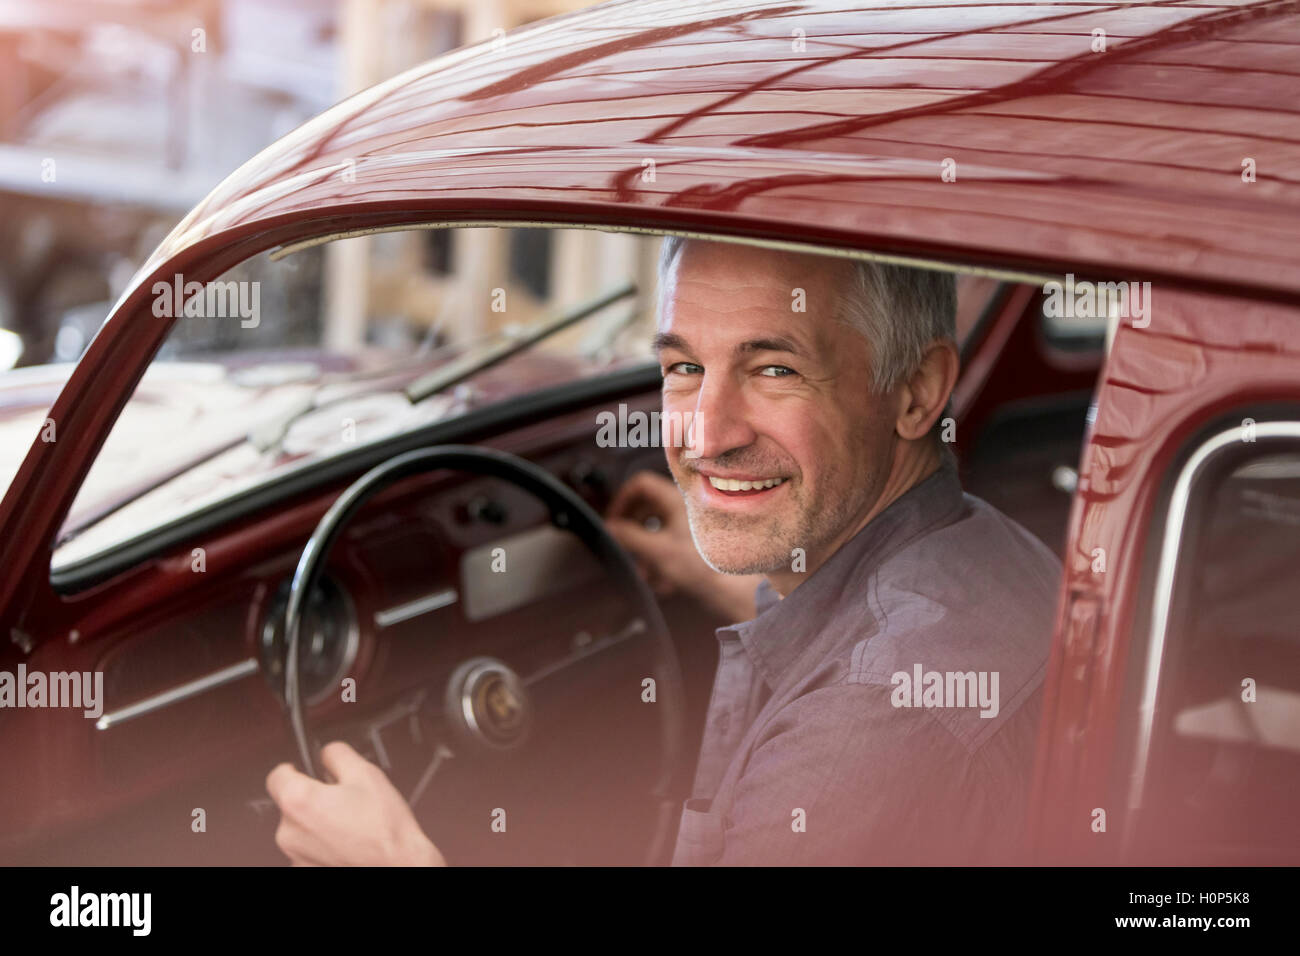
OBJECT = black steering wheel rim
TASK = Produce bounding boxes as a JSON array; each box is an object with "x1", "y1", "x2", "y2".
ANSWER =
[{"x1": 282, "y1": 443, "x2": 687, "y2": 863}]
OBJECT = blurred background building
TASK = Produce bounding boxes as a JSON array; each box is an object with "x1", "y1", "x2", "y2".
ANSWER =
[{"x1": 0, "y1": 0, "x2": 639, "y2": 371}]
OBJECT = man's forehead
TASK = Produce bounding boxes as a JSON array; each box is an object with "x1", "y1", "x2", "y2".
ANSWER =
[{"x1": 657, "y1": 249, "x2": 848, "y2": 355}]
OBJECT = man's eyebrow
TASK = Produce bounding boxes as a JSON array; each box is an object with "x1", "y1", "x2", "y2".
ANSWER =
[
  {"x1": 653, "y1": 332, "x2": 691, "y2": 354},
  {"x1": 653, "y1": 332, "x2": 812, "y2": 360},
  {"x1": 736, "y1": 336, "x2": 808, "y2": 358}
]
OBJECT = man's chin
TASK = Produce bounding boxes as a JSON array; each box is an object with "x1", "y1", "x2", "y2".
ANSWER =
[
  {"x1": 685, "y1": 507, "x2": 795, "y2": 574},
  {"x1": 693, "y1": 537, "x2": 788, "y2": 576}
]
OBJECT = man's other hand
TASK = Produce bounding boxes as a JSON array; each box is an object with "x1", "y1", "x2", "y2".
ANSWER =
[
  {"x1": 266, "y1": 741, "x2": 446, "y2": 867},
  {"x1": 605, "y1": 470, "x2": 762, "y2": 623}
]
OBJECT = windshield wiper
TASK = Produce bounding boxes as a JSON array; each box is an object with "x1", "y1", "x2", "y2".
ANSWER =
[
  {"x1": 403, "y1": 280, "x2": 635, "y2": 403},
  {"x1": 250, "y1": 279, "x2": 636, "y2": 450}
]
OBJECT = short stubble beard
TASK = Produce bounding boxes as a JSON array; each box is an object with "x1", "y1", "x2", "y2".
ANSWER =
[{"x1": 675, "y1": 460, "x2": 872, "y2": 578}]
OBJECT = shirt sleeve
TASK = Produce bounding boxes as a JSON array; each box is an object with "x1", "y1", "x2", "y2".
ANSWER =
[{"x1": 709, "y1": 683, "x2": 1019, "y2": 865}]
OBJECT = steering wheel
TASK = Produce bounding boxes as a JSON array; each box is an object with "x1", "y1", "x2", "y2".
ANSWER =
[{"x1": 281, "y1": 444, "x2": 687, "y2": 865}]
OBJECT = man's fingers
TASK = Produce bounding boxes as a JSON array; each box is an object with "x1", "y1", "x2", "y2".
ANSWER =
[
  {"x1": 265, "y1": 742, "x2": 445, "y2": 866},
  {"x1": 275, "y1": 818, "x2": 329, "y2": 867},
  {"x1": 318, "y1": 740, "x2": 380, "y2": 785},
  {"x1": 266, "y1": 761, "x2": 318, "y2": 814},
  {"x1": 606, "y1": 470, "x2": 679, "y2": 521}
]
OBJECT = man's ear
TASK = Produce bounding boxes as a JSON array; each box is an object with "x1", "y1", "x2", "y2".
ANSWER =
[{"x1": 894, "y1": 340, "x2": 959, "y2": 441}]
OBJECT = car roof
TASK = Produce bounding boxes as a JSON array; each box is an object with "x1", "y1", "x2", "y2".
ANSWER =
[{"x1": 146, "y1": 0, "x2": 1300, "y2": 304}]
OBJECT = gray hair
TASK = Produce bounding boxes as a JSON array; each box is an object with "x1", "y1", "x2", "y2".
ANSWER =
[{"x1": 657, "y1": 236, "x2": 956, "y2": 394}]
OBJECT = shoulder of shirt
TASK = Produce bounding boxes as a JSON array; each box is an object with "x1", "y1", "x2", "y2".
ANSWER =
[{"x1": 813, "y1": 491, "x2": 1061, "y2": 750}]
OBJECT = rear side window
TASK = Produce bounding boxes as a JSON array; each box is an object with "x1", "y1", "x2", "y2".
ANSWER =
[{"x1": 1130, "y1": 446, "x2": 1300, "y2": 862}]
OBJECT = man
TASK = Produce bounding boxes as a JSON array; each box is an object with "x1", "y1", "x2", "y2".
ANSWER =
[{"x1": 266, "y1": 237, "x2": 1060, "y2": 866}]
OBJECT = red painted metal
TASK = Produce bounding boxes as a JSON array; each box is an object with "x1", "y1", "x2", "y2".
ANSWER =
[{"x1": 1029, "y1": 287, "x2": 1300, "y2": 860}]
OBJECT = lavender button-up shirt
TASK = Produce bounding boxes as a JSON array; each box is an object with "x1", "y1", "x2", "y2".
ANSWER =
[{"x1": 670, "y1": 460, "x2": 1061, "y2": 865}]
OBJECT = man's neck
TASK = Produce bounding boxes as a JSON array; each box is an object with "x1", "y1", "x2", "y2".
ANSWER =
[{"x1": 764, "y1": 441, "x2": 943, "y2": 598}]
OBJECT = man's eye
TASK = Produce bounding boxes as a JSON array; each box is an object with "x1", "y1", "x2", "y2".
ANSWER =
[
  {"x1": 664, "y1": 361, "x2": 702, "y2": 375},
  {"x1": 759, "y1": 365, "x2": 796, "y2": 377}
]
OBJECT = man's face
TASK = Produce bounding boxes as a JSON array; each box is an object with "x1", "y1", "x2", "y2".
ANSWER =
[{"x1": 656, "y1": 241, "x2": 901, "y2": 579}]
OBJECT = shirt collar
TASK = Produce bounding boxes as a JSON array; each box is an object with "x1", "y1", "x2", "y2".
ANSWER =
[{"x1": 720, "y1": 458, "x2": 965, "y2": 691}]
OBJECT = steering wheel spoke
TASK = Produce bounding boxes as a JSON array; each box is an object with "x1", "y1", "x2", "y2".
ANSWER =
[{"x1": 521, "y1": 616, "x2": 648, "y2": 688}]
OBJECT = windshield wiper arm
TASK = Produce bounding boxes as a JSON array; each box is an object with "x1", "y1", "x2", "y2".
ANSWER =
[
  {"x1": 252, "y1": 280, "x2": 637, "y2": 452},
  {"x1": 403, "y1": 281, "x2": 636, "y2": 403}
]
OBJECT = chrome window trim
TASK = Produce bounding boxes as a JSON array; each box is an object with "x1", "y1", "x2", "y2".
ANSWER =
[
  {"x1": 1123, "y1": 419, "x2": 1300, "y2": 851},
  {"x1": 270, "y1": 219, "x2": 1059, "y2": 287}
]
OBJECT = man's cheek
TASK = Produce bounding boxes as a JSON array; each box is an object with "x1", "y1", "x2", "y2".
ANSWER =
[{"x1": 664, "y1": 450, "x2": 687, "y2": 488}]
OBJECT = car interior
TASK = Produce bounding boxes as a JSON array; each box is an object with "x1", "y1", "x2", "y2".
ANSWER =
[{"x1": 3, "y1": 227, "x2": 1110, "y2": 866}]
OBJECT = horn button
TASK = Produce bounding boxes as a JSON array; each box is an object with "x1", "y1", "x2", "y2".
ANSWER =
[{"x1": 446, "y1": 658, "x2": 531, "y2": 749}]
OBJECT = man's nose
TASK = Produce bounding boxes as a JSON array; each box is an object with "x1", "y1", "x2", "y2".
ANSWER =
[{"x1": 683, "y1": 373, "x2": 757, "y2": 461}]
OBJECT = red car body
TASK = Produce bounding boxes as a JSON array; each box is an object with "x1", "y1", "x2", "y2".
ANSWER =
[{"x1": 1, "y1": 0, "x2": 1297, "y2": 863}]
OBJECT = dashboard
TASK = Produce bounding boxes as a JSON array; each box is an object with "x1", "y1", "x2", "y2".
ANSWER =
[{"x1": 1, "y1": 390, "x2": 692, "y2": 864}]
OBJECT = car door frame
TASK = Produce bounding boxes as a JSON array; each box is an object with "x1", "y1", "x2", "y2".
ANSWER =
[{"x1": 1028, "y1": 285, "x2": 1300, "y2": 863}]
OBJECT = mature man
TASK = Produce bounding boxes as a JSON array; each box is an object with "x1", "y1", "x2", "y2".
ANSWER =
[{"x1": 266, "y1": 237, "x2": 1060, "y2": 866}]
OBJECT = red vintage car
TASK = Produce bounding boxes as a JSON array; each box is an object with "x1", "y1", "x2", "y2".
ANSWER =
[{"x1": 0, "y1": 0, "x2": 1297, "y2": 866}]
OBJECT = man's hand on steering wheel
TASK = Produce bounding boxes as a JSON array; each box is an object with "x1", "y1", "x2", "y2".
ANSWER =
[{"x1": 266, "y1": 741, "x2": 446, "y2": 867}]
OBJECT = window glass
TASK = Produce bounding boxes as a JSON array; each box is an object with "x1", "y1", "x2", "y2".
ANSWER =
[
  {"x1": 48, "y1": 229, "x2": 1017, "y2": 571},
  {"x1": 1134, "y1": 449, "x2": 1300, "y2": 862},
  {"x1": 53, "y1": 226, "x2": 658, "y2": 568}
]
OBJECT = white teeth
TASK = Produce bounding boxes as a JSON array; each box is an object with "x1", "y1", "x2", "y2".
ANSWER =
[{"x1": 707, "y1": 476, "x2": 786, "y2": 492}]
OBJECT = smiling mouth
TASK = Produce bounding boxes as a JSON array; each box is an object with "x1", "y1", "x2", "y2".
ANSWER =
[{"x1": 705, "y1": 475, "x2": 788, "y2": 496}]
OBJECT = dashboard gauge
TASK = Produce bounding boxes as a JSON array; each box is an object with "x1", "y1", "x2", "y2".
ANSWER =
[{"x1": 259, "y1": 576, "x2": 359, "y2": 707}]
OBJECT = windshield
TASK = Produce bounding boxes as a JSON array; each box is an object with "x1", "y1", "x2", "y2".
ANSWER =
[
  {"x1": 50, "y1": 226, "x2": 659, "y2": 570},
  {"x1": 40, "y1": 226, "x2": 1012, "y2": 573}
]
